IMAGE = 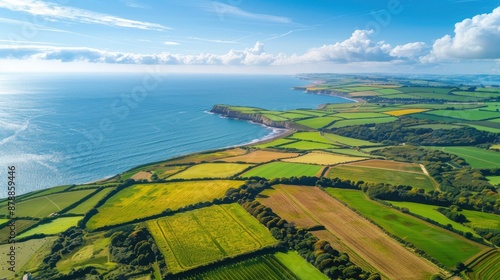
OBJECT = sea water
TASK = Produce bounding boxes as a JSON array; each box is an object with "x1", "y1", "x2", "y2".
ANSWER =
[{"x1": 0, "y1": 73, "x2": 350, "y2": 197}]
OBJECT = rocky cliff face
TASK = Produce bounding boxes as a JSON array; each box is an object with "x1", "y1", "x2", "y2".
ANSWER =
[{"x1": 210, "y1": 105, "x2": 293, "y2": 128}]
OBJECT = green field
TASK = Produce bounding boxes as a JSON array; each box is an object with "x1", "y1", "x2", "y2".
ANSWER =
[
  {"x1": 462, "y1": 209, "x2": 500, "y2": 231},
  {"x1": 327, "y1": 165, "x2": 435, "y2": 191},
  {"x1": 147, "y1": 203, "x2": 277, "y2": 274},
  {"x1": 322, "y1": 132, "x2": 381, "y2": 147},
  {"x1": 0, "y1": 189, "x2": 95, "y2": 218},
  {"x1": 327, "y1": 116, "x2": 398, "y2": 128},
  {"x1": 452, "y1": 91, "x2": 500, "y2": 98},
  {"x1": 328, "y1": 148, "x2": 373, "y2": 157},
  {"x1": 273, "y1": 251, "x2": 328, "y2": 279},
  {"x1": 332, "y1": 112, "x2": 390, "y2": 119},
  {"x1": 296, "y1": 116, "x2": 341, "y2": 129},
  {"x1": 253, "y1": 138, "x2": 297, "y2": 149},
  {"x1": 428, "y1": 146, "x2": 500, "y2": 168},
  {"x1": 0, "y1": 220, "x2": 37, "y2": 243},
  {"x1": 467, "y1": 251, "x2": 500, "y2": 280},
  {"x1": 17, "y1": 217, "x2": 82, "y2": 239},
  {"x1": 424, "y1": 110, "x2": 500, "y2": 121},
  {"x1": 398, "y1": 87, "x2": 453, "y2": 94},
  {"x1": 463, "y1": 124, "x2": 500, "y2": 133},
  {"x1": 87, "y1": 180, "x2": 243, "y2": 230},
  {"x1": 0, "y1": 238, "x2": 55, "y2": 278},
  {"x1": 486, "y1": 176, "x2": 500, "y2": 186},
  {"x1": 0, "y1": 185, "x2": 71, "y2": 208},
  {"x1": 279, "y1": 112, "x2": 312, "y2": 120},
  {"x1": 288, "y1": 109, "x2": 327, "y2": 117},
  {"x1": 242, "y1": 162, "x2": 323, "y2": 179},
  {"x1": 168, "y1": 163, "x2": 253, "y2": 179},
  {"x1": 374, "y1": 88, "x2": 402, "y2": 95},
  {"x1": 67, "y1": 187, "x2": 115, "y2": 215},
  {"x1": 263, "y1": 114, "x2": 289, "y2": 121},
  {"x1": 326, "y1": 188, "x2": 484, "y2": 267},
  {"x1": 386, "y1": 201, "x2": 478, "y2": 237},
  {"x1": 280, "y1": 140, "x2": 338, "y2": 150},
  {"x1": 288, "y1": 131, "x2": 334, "y2": 144}
]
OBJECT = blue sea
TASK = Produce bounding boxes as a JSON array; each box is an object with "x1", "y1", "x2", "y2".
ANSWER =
[{"x1": 0, "y1": 74, "x2": 349, "y2": 197}]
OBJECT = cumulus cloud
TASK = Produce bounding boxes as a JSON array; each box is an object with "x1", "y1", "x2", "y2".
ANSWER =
[
  {"x1": 390, "y1": 42, "x2": 427, "y2": 58},
  {"x1": 421, "y1": 7, "x2": 500, "y2": 62},
  {"x1": 0, "y1": 0, "x2": 168, "y2": 31}
]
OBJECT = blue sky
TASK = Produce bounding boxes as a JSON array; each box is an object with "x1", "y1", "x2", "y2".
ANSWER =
[{"x1": 0, "y1": 0, "x2": 499, "y2": 74}]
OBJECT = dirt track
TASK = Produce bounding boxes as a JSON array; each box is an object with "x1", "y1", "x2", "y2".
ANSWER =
[{"x1": 259, "y1": 185, "x2": 441, "y2": 280}]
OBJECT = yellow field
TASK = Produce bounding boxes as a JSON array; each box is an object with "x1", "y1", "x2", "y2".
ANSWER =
[
  {"x1": 282, "y1": 152, "x2": 366, "y2": 165},
  {"x1": 165, "y1": 148, "x2": 247, "y2": 164},
  {"x1": 490, "y1": 144, "x2": 500, "y2": 150},
  {"x1": 168, "y1": 163, "x2": 253, "y2": 179},
  {"x1": 87, "y1": 180, "x2": 243, "y2": 229},
  {"x1": 220, "y1": 150, "x2": 300, "y2": 163},
  {"x1": 384, "y1": 108, "x2": 429, "y2": 116}
]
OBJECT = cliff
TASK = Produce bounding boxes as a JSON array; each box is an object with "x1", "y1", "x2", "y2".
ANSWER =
[{"x1": 210, "y1": 105, "x2": 304, "y2": 129}]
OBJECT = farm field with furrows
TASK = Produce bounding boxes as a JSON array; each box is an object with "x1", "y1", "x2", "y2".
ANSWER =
[
  {"x1": 87, "y1": 180, "x2": 243, "y2": 229},
  {"x1": 257, "y1": 185, "x2": 442, "y2": 280},
  {"x1": 146, "y1": 203, "x2": 277, "y2": 274}
]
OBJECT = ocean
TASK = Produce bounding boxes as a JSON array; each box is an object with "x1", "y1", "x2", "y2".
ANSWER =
[{"x1": 0, "y1": 73, "x2": 350, "y2": 197}]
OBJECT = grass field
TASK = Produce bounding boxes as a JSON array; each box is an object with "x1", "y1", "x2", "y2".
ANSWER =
[
  {"x1": 0, "y1": 238, "x2": 55, "y2": 278},
  {"x1": 263, "y1": 114, "x2": 289, "y2": 121},
  {"x1": 17, "y1": 217, "x2": 82, "y2": 239},
  {"x1": 279, "y1": 112, "x2": 312, "y2": 119},
  {"x1": 67, "y1": 187, "x2": 115, "y2": 215},
  {"x1": 220, "y1": 150, "x2": 300, "y2": 163},
  {"x1": 424, "y1": 110, "x2": 500, "y2": 121},
  {"x1": 163, "y1": 148, "x2": 247, "y2": 165},
  {"x1": 280, "y1": 140, "x2": 338, "y2": 150},
  {"x1": 347, "y1": 159, "x2": 423, "y2": 172},
  {"x1": 384, "y1": 109, "x2": 429, "y2": 116},
  {"x1": 463, "y1": 124, "x2": 500, "y2": 133},
  {"x1": 462, "y1": 209, "x2": 500, "y2": 231},
  {"x1": 296, "y1": 116, "x2": 341, "y2": 129},
  {"x1": 282, "y1": 152, "x2": 365, "y2": 165},
  {"x1": 428, "y1": 146, "x2": 500, "y2": 168},
  {"x1": 0, "y1": 220, "x2": 37, "y2": 243},
  {"x1": 409, "y1": 124, "x2": 464, "y2": 130},
  {"x1": 167, "y1": 163, "x2": 253, "y2": 179},
  {"x1": 374, "y1": 88, "x2": 402, "y2": 95},
  {"x1": 288, "y1": 131, "x2": 334, "y2": 144},
  {"x1": 322, "y1": 132, "x2": 381, "y2": 147},
  {"x1": 466, "y1": 250, "x2": 500, "y2": 280},
  {"x1": 486, "y1": 176, "x2": 500, "y2": 186},
  {"x1": 328, "y1": 148, "x2": 373, "y2": 157},
  {"x1": 87, "y1": 180, "x2": 243, "y2": 230},
  {"x1": 288, "y1": 109, "x2": 327, "y2": 117},
  {"x1": 327, "y1": 165, "x2": 435, "y2": 191},
  {"x1": 386, "y1": 201, "x2": 478, "y2": 237},
  {"x1": 258, "y1": 185, "x2": 440, "y2": 279},
  {"x1": 326, "y1": 188, "x2": 485, "y2": 267},
  {"x1": 327, "y1": 116, "x2": 398, "y2": 128},
  {"x1": 0, "y1": 189, "x2": 95, "y2": 218},
  {"x1": 242, "y1": 162, "x2": 323, "y2": 179},
  {"x1": 147, "y1": 203, "x2": 277, "y2": 274},
  {"x1": 253, "y1": 138, "x2": 297, "y2": 149},
  {"x1": 332, "y1": 112, "x2": 390, "y2": 119},
  {"x1": 183, "y1": 252, "x2": 323, "y2": 280}
]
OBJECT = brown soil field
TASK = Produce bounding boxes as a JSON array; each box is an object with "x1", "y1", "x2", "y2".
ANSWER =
[
  {"x1": 219, "y1": 150, "x2": 300, "y2": 163},
  {"x1": 258, "y1": 185, "x2": 441, "y2": 280},
  {"x1": 131, "y1": 171, "x2": 152, "y2": 181},
  {"x1": 346, "y1": 159, "x2": 423, "y2": 173}
]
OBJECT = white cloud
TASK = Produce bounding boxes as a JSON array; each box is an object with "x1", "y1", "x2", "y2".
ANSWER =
[
  {"x1": 188, "y1": 37, "x2": 237, "y2": 44},
  {"x1": 209, "y1": 2, "x2": 292, "y2": 23},
  {"x1": 422, "y1": 7, "x2": 500, "y2": 62},
  {"x1": 390, "y1": 42, "x2": 427, "y2": 58},
  {"x1": 163, "y1": 41, "x2": 180, "y2": 46},
  {"x1": 0, "y1": 0, "x2": 168, "y2": 31}
]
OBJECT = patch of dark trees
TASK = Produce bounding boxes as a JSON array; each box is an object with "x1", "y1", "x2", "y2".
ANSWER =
[
  {"x1": 241, "y1": 200, "x2": 380, "y2": 280},
  {"x1": 326, "y1": 117, "x2": 500, "y2": 146}
]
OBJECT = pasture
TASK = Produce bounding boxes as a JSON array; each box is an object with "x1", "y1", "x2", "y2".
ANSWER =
[
  {"x1": 463, "y1": 124, "x2": 500, "y2": 133},
  {"x1": 326, "y1": 188, "x2": 485, "y2": 268},
  {"x1": 282, "y1": 152, "x2": 365, "y2": 165},
  {"x1": 327, "y1": 117, "x2": 398, "y2": 128},
  {"x1": 466, "y1": 250, "x2": 500, "y2": 280},
  {"x1": 328, "y1": 148, "x2": 373, "y2": 157},
  {"x1": 0, "y1": 238, "x2": 55, "y2": 278},
  {"x1": 347, "y1": 159, "x2": 423, "y2": 172},
  {"x1": 163, "y1": 148, "x2": 247, "y2": 165},
  {"x1": 0, "y1": 220, "x2": 37, "y2": 243},
  {"x1": 424, "y1": 110, "x2": 500, "y2": 121},
  {"x1": 428, "y1": 146, "x2": 500, "y2": 168},
  {"x1": 374, "y1": 88, "x2": 402, "y2": 95},
  {"x1": 253, "y1": 138, "x2": 297, "y2": 149},
  {"x1": 0, "y1": 189, "x2": 95, "y2": 218},
  {"x1": 486, "y1": 176, "x2": 500, "y2": 186},
  {"x1": 87, "y1": 180, "x2": 243, "y2": 230},
  {"x1": 147, "y1": 203, "x2": 277, "y2": 274},
  {"x1": 242, "y1": 162, "x2": 323, "y2": 179},
  {"x1": 280, "y1": 140, "x2": 338, "y2": 150},
  {"x1": 17, "y1": 217, "x2": 82, "y2": 239},
  {"x1": 220, "y1": 150, "x2": 300, "y2": 163},
  {"x1": 322, "y1": 132, "x2": 381, "y2": 147},
  {"x1": 332, "y1": 112, "x2": 390, "y2": 119},
  {"x1": 167, "y1": 163, "x2": 253, "y2": 179},
  {"x1": 296, "y1": 116, "x2": 341, "y2": 129},
  {"x1": 287, "y1": 109, "x2": 327, "y2": 117},
  {"x1": 327, "y1": 165, "x2": 435, "y2": 191},
  {"x1": 258, "y1": 185, "x2": 440, "y2": 279},
  {"x1": 288, "y1": 131, "x2": 334, "y2": 144},
  {"x1": 67, "y1": 187, "x2": 115, "y2": 215},
  {"x1": 462, "y1": 209, "x2": 500, "y2": 231}
]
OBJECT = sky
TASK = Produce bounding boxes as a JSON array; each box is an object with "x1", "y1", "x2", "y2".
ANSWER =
[{"x1": 0, "y1": 0, "x2": 499, "y2": 74}]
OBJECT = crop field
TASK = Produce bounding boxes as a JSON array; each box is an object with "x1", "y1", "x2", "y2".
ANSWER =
[
  {"x1": 326, "y1": 188, "x2": 485, "y2": 267},
  {"x1": 428, "y1": 146, "x2": 500, "y2": 168},
  {"x1": 424, "y1": 110, "x2": 500, "y2": 121},
  {"x1": 328, "y1": 148, "x2": 373, "y2": 157},
  {"x1": 398, "y1": 87, "x2": 452, "y2": 94},
  {"x1": 374, "y1": 88, "x2": 402, "y2": 95},
  {"x1": 332, "y1": 112, "x2": 390, "y2": 119},
  {"x1": 384, "y1": 109, "x2": 429, "y2": 116},
  {"x1": 67, "y1": 187, "x2": 115, "y2": 215},
  {"x1": 147, "y1": 203, "x2": 277, "y2": 274},
  {"x1": 258, "y1": 185, "x2": 440, "y2": 279},
  {"x1": 17, "y1": 217, "x2": 82, "y2": 239},
  {"x1": 409, "y1": 124, "x2": 464, "y2": 130},
  {"x1": 322, "y1": 132, "x2": 381, "y2": 147},
  {"x1": 163, "y1": 148, "x2": 247, "y2": 165},
  {"x1": 167, "y1": 163, "x2": 253, "y2": 179},
  {"x1": 467, "y1": 250, "x2": 500, "y2": 280},
  {"x1": 387, "y1": 201, "x2": 478, "y2": 237},
  {"x1": 0, "y1": 218, "x2": 8, "y2": 226},
  {"x1": 453, "y1": 91, "x2": 500, "y2": 98},
  {"x1": 327, "y1": 116, "x2": 398, "y2": 128},
  {"x1": 486, "y1": 176, "x2": 500, "y2": 186},
  {"x1": 253, "y1": 138, "x2": 297, "y2": 149},
  {"x1": 220, "y1": 150, "x2": 300, "y2": 163},
  {"x1": 0, "y1": 189, "x2": 95, "y2": 218},
  {"x1": 183, "y1": 252, "x2": 323, "y2": 280},
  {"x1": 282, "y1": 152, "x2": 366, "y2": 165},
  {"x1": 327, "y1": 165, "x2": 435, "y2": 191},
  {"x1": 279, "y1": 112, "x2": 311, "y2": 119},
  {"x1": 346, "y1": 159, "x2": 423, "y2": 172},
  {"x1": 490, "y1": 144, "x2": 500, "y2": 150},
  {"x1": 279, "y1": 140, "x2": 338, "y2": 150},
  {"x1": 242, "y1": 162, "x2": 323, "y2": 179},
  {"x1": 296, "y1": 116, "x2": 341, "y2": 129},
  {"x1": 462, "y1": 209, "x2": 500, "y2": 231},
  {"x1": 0, "y1": 238, "x2": 55, "y2": 278},
  {"x1": 87, "y1": 180, "x2": 243, "y2": 230},
  {"x1": 288, "y1": 131, "x2": 334, "y2": 144}
]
